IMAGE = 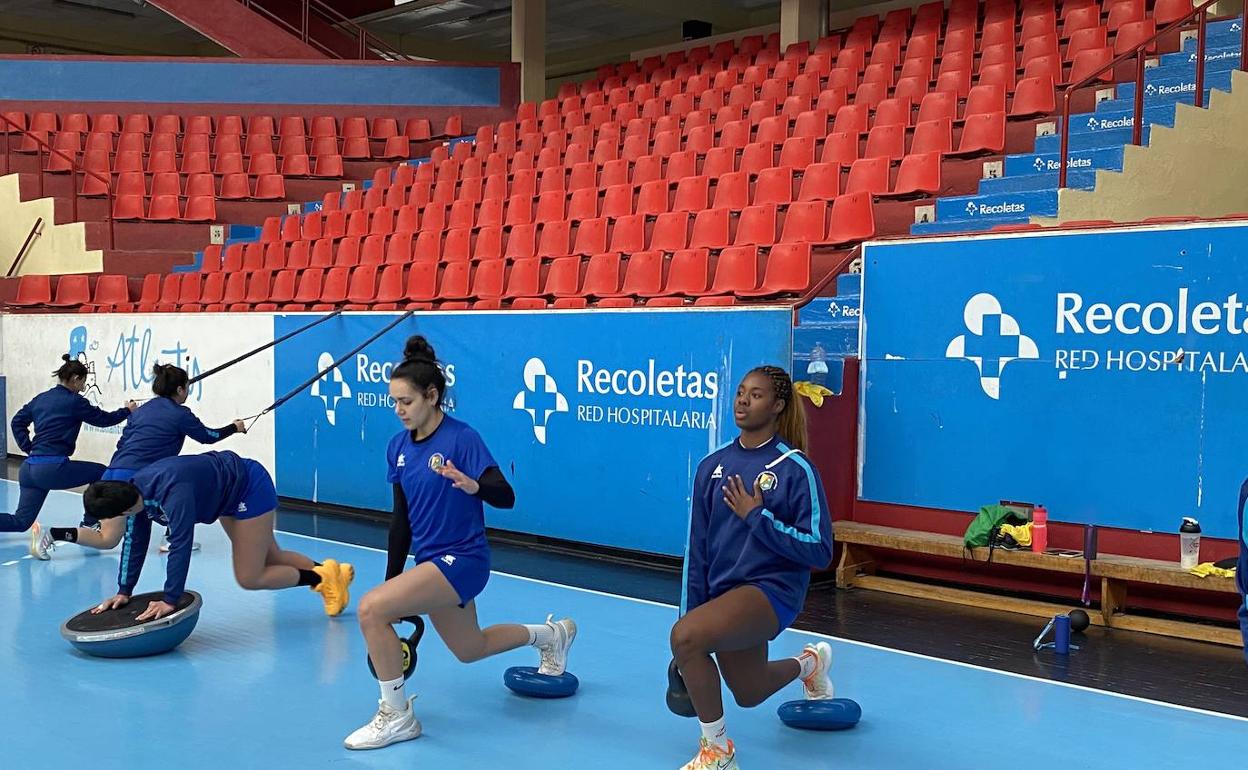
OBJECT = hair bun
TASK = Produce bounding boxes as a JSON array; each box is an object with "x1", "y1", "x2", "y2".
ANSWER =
[
  {"x1": 61, "y1": 353, "x2": 72, "y2": 362},
  {"x1": 403, "y1": 334, "x2": 437, "y2": 363}
]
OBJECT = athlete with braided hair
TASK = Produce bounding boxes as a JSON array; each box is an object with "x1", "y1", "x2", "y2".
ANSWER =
[{"x1": 668, "y1": 365, "x2": 836, "y2": 770}]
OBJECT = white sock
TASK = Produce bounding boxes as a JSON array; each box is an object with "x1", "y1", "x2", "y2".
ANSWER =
[
  {"x1": 379, "y1": 676, "x2": 408, "y2": 710},
  {"x1": 796, "y1": 650, "x2": 818, "y2": 680},
  {"x1": 700, "y1": 716, "x2": 729, "y2": 751},
  {"x1": 525, "y1": 622, "x2": 554, "y2": 647}
]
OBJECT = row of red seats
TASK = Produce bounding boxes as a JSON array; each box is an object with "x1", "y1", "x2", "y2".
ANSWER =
[
  {"x1": 539, "y1": 28, "x2": 1095, "y2": 118},
  {"x1": 570, "y1": 13, "x2": 1128, "y2": 103},
  {"x1": 573, "y1": 0, "x2": 1188, "y2": 96},
  {"x1": 40, "y1": 129, "x2": 373, "y2": 159},
  {"x1": 454, "y1": 105, "x2": 1010, "y2": 178},
  {"x1": 322, "y1": 120, "x2": 969, "y2": 221},
  {"x1": 162, "y1": 245, "x2": 813, "y2": 312},
  {"x1": 465, "y1": 85, "x2": 1040, "y2": 178},
  {"x1": 31, "y1": 137, "x2": 411, "y2": 169},
  {"x1": 10, "y1": 241, "x2": 806, "y2": 312},
  {"x1": 0, "y1": 111, "x2": 463, "y2": 142},
  {"x1": 58, "y1": 150, "x2": 344, "y2": 180},
  {"x1": 502, "y1": 68, "x2": 1051, "y2": 146},
  {"x1": 112, "y1": 194, "x2": 219, "y2": 222},
  {"x1": 230, "y1": 197, "x2": 873, "y2": 272},
  {"x1": 101, "y1": 170, "x2": 323, "y2": 201},
  {"x1": 300, "y1": 161, "x2": 921, "y2": 244}
]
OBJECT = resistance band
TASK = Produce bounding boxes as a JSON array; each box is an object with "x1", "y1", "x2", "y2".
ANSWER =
[
  {"x1": 187, "y1": 309, "x2": 343, "y2": 385},
  {"x1": 240, "y1": 310, "x2": 414, "y2": 430}
]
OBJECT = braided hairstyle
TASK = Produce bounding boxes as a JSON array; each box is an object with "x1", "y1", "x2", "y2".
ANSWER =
[
  {"x1": 392, "y1": 335, "x2": 445, "y2": 406},
  {"x1": 749, "y1": 364, "x2": 808, "y2": 453},
  {"x1": 53, "y1": 354, "x2": 88, "y2": 382}
]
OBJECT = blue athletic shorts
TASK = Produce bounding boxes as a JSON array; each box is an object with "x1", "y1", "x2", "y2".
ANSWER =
[
  {"x1": 756, "y1": 584, "x2": 800, "y2": 640},
  {"x1": 427, "y1": 549, "x2": 491, "y2": 608},
  {"x1": 224, "y1": 460, "x2": 277, "y2": 521}
]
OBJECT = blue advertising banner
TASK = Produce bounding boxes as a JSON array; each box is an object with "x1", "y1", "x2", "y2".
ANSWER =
[
  {"x1": 274, "y1": 309, "x2": 792, "y2": 556},
  {"x1": 861, "y1": 222, "x2": 1248, "y2": 539}
]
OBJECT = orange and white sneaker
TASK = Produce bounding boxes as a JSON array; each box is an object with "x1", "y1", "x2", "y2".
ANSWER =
[
  {"x1": 29, "y1": 523, "x2": 54, "y2": 561},
  {"x1": 679, "y1": 738, "x2": 738, "y2": 770},
  {"x1": 313, "y1": 558, "x2": 354, "y2": 616},
  {"x1": 799, "y1": 642, "x2": 834, "y2": 700}
]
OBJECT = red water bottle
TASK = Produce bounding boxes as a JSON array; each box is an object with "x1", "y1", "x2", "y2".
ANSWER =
[{"x1": 1031, "y1": 505, "x2": 1049, "y2": 553}]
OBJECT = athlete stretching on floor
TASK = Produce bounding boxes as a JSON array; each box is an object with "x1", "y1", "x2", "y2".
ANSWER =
[{"x1": 83, "y1": 450, "x2": 353, "y2": 620}]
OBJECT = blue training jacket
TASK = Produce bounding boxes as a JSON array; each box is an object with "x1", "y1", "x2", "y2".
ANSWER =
[
  {"x1": 108, "y1": 397, "x2": 238, "y2": 470},
  {"x1": 10, "y1": 384, "x2": 129, "y2": 457},
  {"x1": 681, "y1": 436, "x2": 834, "y2": 618},
  {"x1": 117, "y1": 451, "x2": 252, "y2": 604}
]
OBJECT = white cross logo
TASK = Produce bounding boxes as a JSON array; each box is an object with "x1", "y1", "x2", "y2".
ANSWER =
[
  {"x1": 945, "y1": 293, "x2": 1039, "y2": 400},
  {"x1": 309, "y1": 352, "x2": 351, "y2": 425},
  {"x1": 512, "y1": 358, "x2": 569, "y2": 445}
]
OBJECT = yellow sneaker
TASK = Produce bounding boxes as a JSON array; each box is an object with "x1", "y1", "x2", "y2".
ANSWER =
[
  {"x1": 679, "y1": 738, "x2": 738, "y2": 770},
  {"x1": 313, "y1": 558, "x2": 352, "y2": 616}
]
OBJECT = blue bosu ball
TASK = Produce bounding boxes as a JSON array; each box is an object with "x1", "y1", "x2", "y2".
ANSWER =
[
  {"x1": 503, "y1": 666, "x2": 580, "y2": 698},
  {"x1": 61, "y1": 591, "x2": 201, "y2": 658},
  {"x1": 777, "y1": 698, "x2": 862, "y2": 731}
]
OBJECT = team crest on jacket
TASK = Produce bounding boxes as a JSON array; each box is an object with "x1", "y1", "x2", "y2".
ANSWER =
[
  {"x1": 755, "y1": 471, "x2": 778, "y2": 492},
  {"x1": 428, "y1": 453, "x2": 446, "y2": 471}
]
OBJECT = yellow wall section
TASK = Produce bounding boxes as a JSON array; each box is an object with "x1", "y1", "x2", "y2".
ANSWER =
[
  {"x1": 1049, "y1": 69, "x2": 1248, "y2": 224},
  {"x1": 0, "y1": 174, "x2": 103, "y2": 276}
]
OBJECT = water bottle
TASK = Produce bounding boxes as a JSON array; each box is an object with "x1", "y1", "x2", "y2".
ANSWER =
[
  {"x1": 1179, "y1": 517, "x2": 1201, "y2": 570},
  {"x1": 1031, "y1": 505, "x2": 1048, "y2": 553}
]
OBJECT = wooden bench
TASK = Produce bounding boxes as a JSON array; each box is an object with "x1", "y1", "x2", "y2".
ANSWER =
[
  {"x1": 1093, "y1": 554, "x2": 1242, "y2": 646},
  {"x1": 835, "y1": 521, "x2": 1242, "y2": 647}
]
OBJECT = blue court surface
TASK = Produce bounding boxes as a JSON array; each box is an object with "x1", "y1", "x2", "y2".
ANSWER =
[{"x1": 1, "y1": 481, "x2": 1245, "y2": 769}]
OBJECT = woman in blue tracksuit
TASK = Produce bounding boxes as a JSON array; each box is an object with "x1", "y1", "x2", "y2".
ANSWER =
[
  {"x1": 668, "y1": 365, "x2": 836, "y2": 770},
  {"x1": 343, "y1": 336, "x2": 576, "y2": 752},
  {"x1": 29, "y1": 362, "x2": 246, "y2": 559},
  {"x1": 1, "y1": 355, "x2": 134, "y2": 541},
  {"x1": 82, "y1": 450, "x2": 354, "y2": 620}
]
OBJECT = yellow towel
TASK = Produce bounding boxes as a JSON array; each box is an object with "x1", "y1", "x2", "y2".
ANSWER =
[
  {"x1": 998, "y1": 522, "x2": 1033, "y2": 547},
  {"x1": 1188, "y1": 562, "x2": 1236, "y2": 579},
  {"x1": 794, "y1": 381, "x2": 834, "y2": 407}
]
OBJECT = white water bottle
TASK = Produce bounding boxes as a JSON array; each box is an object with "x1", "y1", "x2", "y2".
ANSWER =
[{"x1": 1179, "y1": 517, "x2": 1201, "y2": 570}]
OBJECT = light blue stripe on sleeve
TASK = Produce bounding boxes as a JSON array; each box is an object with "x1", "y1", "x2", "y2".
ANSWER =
[{"x1": 765, "y1": 442, "x2": 822, "y2": 544}]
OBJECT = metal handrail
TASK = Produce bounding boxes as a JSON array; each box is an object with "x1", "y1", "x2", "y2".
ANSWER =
[
  {"x1": 1059, "y1": 0, "x2": 1246, "y2": 187},
  {"x1": 0, "y1": 115, "x2": 115, "y2": 250},
  {"x1": 791, "y1": 245, "x2": 862, "y2": 324},
  {"x1": 7, "y1": 217, "x2": 43, "y2": 277},
  {"x1": 238, "y1": 0, "x2": 411, "y2": 60}
]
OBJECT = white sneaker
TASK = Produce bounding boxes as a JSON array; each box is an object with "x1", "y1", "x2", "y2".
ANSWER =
[
  {"x1": 679, "y1": 738, "x2": 739, "y2": 770},
  {"x1": 343, "y1": 698, "x2": 422, "y2": 751},
  {"x1": 159, "y1": 537, "x2": 201, "y2": 553},
  {"x1": 536, "y1": 615, "x2": 577, "y2": 676},
  {"x1": 800, "y1": 641, "x2": 834, "y2": 700},
  {"x1": 29, "y1": 523, "x2": 54, "y2": 561}
]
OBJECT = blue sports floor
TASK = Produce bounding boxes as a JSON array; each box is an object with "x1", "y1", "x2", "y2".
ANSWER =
[{"x1": 2, "y1": 481, "x2": 1246, "y2": 768}]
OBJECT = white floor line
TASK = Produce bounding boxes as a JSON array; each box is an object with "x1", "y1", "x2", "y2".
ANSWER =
[{"x1": 277, "y1": 529, "x2": 1248, "y2": 724}]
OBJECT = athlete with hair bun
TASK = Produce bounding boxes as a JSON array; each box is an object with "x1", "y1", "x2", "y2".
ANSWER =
[
  {"x1": 344, "y1": 335, "x2": 577, "y2": 751},
  {"x1": 1, "y1": 354, "x2": 134, "y2": 541}
]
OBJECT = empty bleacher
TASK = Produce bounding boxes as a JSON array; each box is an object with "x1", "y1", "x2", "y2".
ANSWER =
[{"x1": 5, "y1": 0, "x2": 1237, "y2": 312}]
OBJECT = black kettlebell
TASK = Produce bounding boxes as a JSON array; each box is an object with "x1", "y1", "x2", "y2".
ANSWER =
[
  {"x1": 666, "y1": 658, "x2": 697, "y2": 718},
  {"x1": 367, "y1": 615, "x2": 425, "y2": 681}
]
